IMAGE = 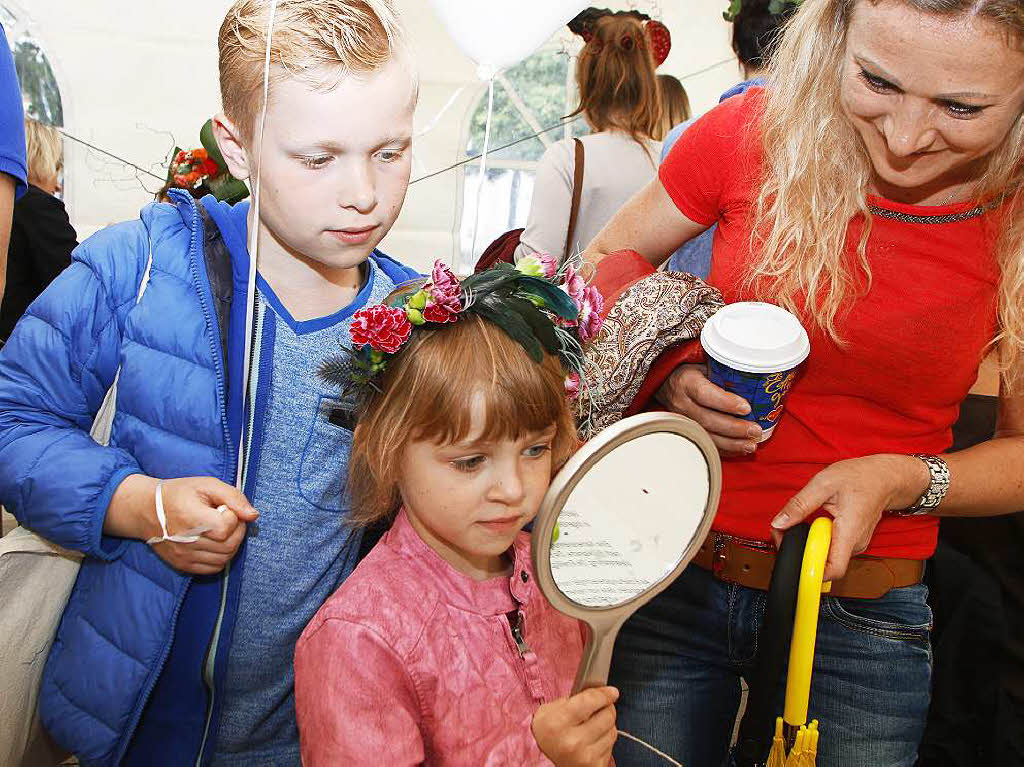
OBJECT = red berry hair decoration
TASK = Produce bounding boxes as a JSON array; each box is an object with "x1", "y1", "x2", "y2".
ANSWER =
[
  {"x1": 568, "y1": 8, "x2": 671, "y2": 67},
  {"x1": 644, "y1": 20, "x2": 671, "y2": 67}
]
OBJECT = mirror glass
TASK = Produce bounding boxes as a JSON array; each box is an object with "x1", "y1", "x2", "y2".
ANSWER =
[{"x1": 550, "y1": 432, "x2": 711, "y2": 608}]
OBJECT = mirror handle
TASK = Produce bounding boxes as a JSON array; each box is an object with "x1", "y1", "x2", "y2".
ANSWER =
[{"x1": 571, "y1": 620, "x2": 623, "y2": 695}]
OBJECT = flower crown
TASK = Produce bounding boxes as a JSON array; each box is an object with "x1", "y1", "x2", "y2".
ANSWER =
[{"x1": 319, "y1": 253, "x2": 604, "y2": 400}]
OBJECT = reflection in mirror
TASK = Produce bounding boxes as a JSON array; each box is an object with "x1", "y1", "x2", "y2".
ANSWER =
[{"x1": 550, "y1": 432, "x2": 711, "y2": 608}]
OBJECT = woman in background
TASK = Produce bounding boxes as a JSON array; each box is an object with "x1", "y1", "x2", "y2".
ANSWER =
[
  {"x1": 514, "y1": 11, "x2": 662, "y2": 263},
  {"x1": 654, "y1": 73, "x2": 690, "y2": 140},
  {"x1": 0, "y1": 118, "x2": 76, "y2": 346}
]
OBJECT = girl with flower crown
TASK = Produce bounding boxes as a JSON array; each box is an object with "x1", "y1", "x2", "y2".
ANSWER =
[{"x1": 294, "y1": 259, "x2": 616, "y2": 766}]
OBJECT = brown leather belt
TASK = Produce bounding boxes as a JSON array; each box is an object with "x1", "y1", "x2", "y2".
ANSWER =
[{"x1": 693, "y1": 531, "x2": 924, "y2": 600}]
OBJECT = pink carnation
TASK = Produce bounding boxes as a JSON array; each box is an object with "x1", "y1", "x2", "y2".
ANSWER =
[
  {"x1": 575, "y1": 285, "x2": 604, "y2": 343},
  {"x1": 428, "y1": 260, "x2": 462, "y2": 312},
  {"x1": 562, "y1": 264, "x2": 587, "y2": 301},
  {"x1": 516, "y1": 252, "x2": 559, "y2": 279},
  {"x1": 559, "y1": 265, "x2": 604, "y2": 343},
  {"x1": 350, "y1": 304, "x2": 412, "y2": 354},
  {"x1": 564, "y1": 372, "x2": 580, "y2": 400}
]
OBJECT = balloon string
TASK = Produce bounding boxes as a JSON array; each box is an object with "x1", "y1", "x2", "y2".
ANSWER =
[
  {"x1": 236, "y1": 0, "x2": 277, "y2": 490},
  {"x1": 617, "y1": 729, "x2": 684, "y2": 766},
  {"x1": 413, "y1": 84, "x2": 467, "y2": 138},
  {"x1": 464, "y1": 77, "x2": 495, "y2": 275}
]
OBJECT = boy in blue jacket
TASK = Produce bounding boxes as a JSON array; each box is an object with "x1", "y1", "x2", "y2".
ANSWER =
[{"x1": 0, "y1": 1, "x2": 419, "y2": 764}]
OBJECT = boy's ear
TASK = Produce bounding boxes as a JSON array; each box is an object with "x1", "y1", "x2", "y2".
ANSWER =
[{"x1": 212, "y1": 113, "x2": 251, "y2": 181}]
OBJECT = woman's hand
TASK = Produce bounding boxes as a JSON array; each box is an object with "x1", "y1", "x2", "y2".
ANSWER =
[
  {"x1": 656, "y1": 364, "x2": 762, "y2": 454},
  {"x1": 770, "y1": 454, "x2": 930, "y2": 581},
  {"x1": 106, "y1": 474, "x2": 259, "y2": 575},
  {"x1": 532, "y1": 686, "x2": 618, "y2": 767}
]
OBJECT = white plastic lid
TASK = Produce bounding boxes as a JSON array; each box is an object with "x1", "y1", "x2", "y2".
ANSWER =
[{"x1": 700, "y1": 302, "x2": 810, "y2": 374}]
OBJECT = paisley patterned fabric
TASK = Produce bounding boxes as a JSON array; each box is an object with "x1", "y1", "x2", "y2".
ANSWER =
[{"x1": 578, "y1": 270, "x2": 724, "y2": 437}]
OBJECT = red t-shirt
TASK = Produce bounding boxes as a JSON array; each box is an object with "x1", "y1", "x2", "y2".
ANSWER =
[{"x1": 659, "y1": 88, "x2": 1001, "y2": 559}]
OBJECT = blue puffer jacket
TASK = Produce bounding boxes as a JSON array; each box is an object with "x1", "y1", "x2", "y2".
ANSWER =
[{"x1": 0, "y1": 191, "x2": 418, "y2": 765}]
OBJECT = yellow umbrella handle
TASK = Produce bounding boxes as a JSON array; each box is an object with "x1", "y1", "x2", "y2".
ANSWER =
[{"x1": 782, "y1": 516, "x2": 832, "y2": 728}]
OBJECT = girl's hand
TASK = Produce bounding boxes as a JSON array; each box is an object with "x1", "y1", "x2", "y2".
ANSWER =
[
  {"x1": 532, "y1": 686, "x2": 618, "y2": 767},
  {"x1": 770, "y1": 455, "x2": 930, "y2": 581},
  {"x1": 656, "y1": 364, "x2": 762, "y2": 454}
]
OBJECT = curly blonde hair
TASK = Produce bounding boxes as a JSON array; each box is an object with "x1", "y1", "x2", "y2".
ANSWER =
[
  {"x1": 218, "y1": 0, "x2": 407, "y2": 141},
  {"x1": 750, "y1": 0, "x2": 1024, "y2": 388}
]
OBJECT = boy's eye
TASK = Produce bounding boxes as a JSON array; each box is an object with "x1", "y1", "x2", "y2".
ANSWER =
[
  {"x1": 301, "y1": 155, "x2": 333, "y2": 169},
  {"x1": 452, "y1": 455, "x2": 485, "y2": 472},
  {"x1": 376, "y1": 148, "x2": 404, "y2": 163},
  {"x1": 859, "y1": 67, "x2": 897, "y2": 93}
]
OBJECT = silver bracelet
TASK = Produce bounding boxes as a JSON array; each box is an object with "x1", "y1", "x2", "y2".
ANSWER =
[{"x1": 894, "y1": 454, "x2": 950, "y2": 517}]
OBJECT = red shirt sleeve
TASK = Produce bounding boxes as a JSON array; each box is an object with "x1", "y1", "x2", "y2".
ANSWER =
[{"x1": 658, "y1": 87, "x2": 765, "y2": 228}]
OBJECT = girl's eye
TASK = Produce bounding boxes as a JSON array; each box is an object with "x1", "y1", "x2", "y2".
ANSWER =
[
  {"x1": 452, "y1": 456, "x2": 485, "y2": 473},
  {"x1": 523, "y1": 443, "x2": 552, "y2": 459},
  {"x1": 859, "y1": 68, "x2": 896, "y2": 93},
  {"x1": 301, "y1": 155, "x2": 333, "y2": 169},
  {"x1": 942, "y1": 100, "x2": 984, "y2": 118}
]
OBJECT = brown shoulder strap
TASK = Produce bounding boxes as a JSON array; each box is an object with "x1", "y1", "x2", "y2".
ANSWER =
[{"x1": 564, "y1": 137, "x2": 585, "y2": 262}]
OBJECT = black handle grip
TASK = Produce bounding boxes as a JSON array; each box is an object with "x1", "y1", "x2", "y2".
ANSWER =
[{"x1": 732, "y1": 523, "x2": 809, "y2": 767}]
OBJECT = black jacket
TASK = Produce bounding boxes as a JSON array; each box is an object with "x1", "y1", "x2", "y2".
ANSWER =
[{"x1": 0, "y1": 183, "x2": 77, "y2": 343}]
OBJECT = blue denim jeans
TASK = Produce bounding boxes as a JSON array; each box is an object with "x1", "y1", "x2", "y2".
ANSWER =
[{"x1": 608, "y1": 564, "x2": 932, "y2": 767}]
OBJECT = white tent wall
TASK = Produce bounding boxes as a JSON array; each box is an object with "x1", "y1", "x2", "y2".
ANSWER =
[{"x1": 21, "y1": 1, "x2": 737, "y2": 273}]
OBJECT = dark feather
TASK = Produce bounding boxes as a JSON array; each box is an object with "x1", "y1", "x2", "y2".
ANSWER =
[
  {"x1": 474, "y1": 293, "x2": 544, "y2": 362},
  {"x1": 461, "y1": 263, "x2": 520, "y2": 301},
  {"x1": 505, "y1": 296, "x2": 560, "y2": 355},
  {"x1": 515, "y1": 277, "x2": 578, "y2": 321}
]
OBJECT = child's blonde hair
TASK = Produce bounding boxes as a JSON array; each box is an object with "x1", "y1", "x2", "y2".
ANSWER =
[
  {"x1": 218, "y1": 0, "x2": 407, "y2": 142},
  {"x1": 24, "y1": 118, "x2": 63, "y2": 190},
  {"x1": 349, "y1": 316, "x2": 579, "y2": 526}
]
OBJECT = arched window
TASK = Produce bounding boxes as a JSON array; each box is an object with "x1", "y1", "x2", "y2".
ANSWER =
[
  {"x1": 458, "y1": 40, "x2": 587, "y2": 262},
  {"x1": 1, "y1": 5, "x2": 63, "y2": 127}
]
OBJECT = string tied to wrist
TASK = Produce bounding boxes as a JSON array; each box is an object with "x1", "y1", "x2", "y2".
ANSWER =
[{"x1": 145, "y1": 480, "x2": 217, "y2": 545}]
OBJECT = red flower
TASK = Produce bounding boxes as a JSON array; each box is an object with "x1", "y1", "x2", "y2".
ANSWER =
[
  {"x1": 423, "y1": 301, "x2": 458, "y2": 323},
  {"x1": 200, "y1": 157, "x2": 220, "y2": 177},
  {"x1": 350, "y1": 304, "x2": 412, "y2": 353}
]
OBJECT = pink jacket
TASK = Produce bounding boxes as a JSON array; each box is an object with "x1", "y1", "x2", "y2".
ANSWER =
[{"x1": 295, "y1": 510, "x2": 584, "y2": 765}]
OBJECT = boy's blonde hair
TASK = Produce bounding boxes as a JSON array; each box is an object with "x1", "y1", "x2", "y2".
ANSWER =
[
  {"x1": 24, "y1": 118, "x2": 63, "y2": 189},
  {"x1": 348, "y1": 316, "x2": 579, "y2": 527},
  {"x1": 218, "y1": 0, "x2": 406, "y2": 142}
]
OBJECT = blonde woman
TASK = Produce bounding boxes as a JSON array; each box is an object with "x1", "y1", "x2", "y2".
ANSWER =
[
  {"x1": 513, "y1": 12, "x2": 662, "y2": 263},
  {"x1": 0, "y1": 119, "x2": 76, "y2": 346},
  {"x1": 584, "y1": 0, "x2": 1024, "y2": 764}
]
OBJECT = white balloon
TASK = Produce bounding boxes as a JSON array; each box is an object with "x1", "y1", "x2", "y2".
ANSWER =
[{"x1": 427, "y1": 0, "x2": 586, "y2": 79}]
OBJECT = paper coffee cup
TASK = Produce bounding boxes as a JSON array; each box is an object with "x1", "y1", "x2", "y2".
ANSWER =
[{"x1": 700, "y1": 302, "x2": 810, "y2": 442}]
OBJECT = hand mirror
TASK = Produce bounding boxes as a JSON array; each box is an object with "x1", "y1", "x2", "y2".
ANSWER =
[{"x1": 532, "y1": 412, "x2": 721, "y2": 693}]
